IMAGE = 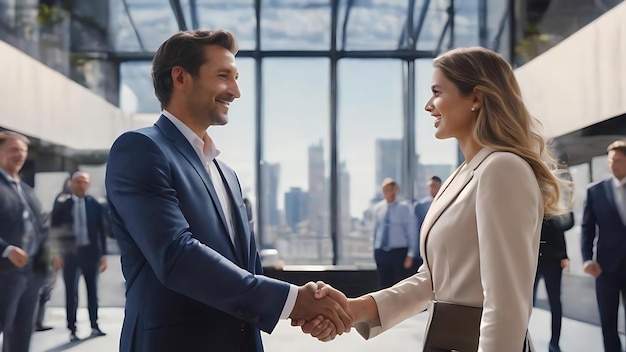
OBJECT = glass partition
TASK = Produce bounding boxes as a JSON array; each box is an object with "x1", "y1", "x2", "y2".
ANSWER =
[
  {"x1": 337, "y1": 59, "x2": 403, "y2": 267},
  {"x1": 262, "y1": 58, "x2": 330, "y2": 264}
]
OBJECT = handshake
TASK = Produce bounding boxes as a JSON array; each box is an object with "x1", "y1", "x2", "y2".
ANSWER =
[{"x1": 288, "y1": 281, "x2": 368, "y2": 342}]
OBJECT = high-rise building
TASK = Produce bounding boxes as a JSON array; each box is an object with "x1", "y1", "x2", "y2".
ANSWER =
[
  {"x1": 308, "y1": 141, "x2": 326, "y2": 235},
  {"x1": 261, "y1": 162, "x2": 280, "y2": 227},
  {"x1": 375, "y1": 138, "x2": 402, "y2": 195},
  {"x1": 284, "y1": 187, "x2": 308, "y2": 231}
]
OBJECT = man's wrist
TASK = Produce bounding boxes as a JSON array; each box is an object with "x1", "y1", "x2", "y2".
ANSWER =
[
  {"x1": 280, "y1": 284, "x2": 298, "y2": 319},
  {"x1": 2, "y1": 245, "x2": 16, "y2": 258}
]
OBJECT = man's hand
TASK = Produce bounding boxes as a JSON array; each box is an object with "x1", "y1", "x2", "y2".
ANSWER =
[
  {"x1": 289, "y1": 282, "x2": 352, "y2": 339},
  {"x1": 583, "y1": 260, "x2": 602, "y2": 278},
  {"x1": 100, "y1": 256, "x2": 108, "y2": 273},
  {"x1": 7, "y1": 247, "x2": 29, "y2": 267},
  {"x1": 404, "y1": 256, "x2": 413, "y2": 269}
]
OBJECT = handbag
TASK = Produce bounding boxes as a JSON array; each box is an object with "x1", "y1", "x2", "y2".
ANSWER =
[{"x1": 422, "y1": 301, "x2": 482, "y2": 352}]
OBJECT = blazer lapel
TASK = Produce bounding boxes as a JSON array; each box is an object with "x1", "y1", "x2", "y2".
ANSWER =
[
  {"x1": 603, "y1": 179, "x2": 625, "y2": 226},
  {"x1": 154, "y1": 116, "x2": 231, "y2": 241},
  {"x1": 215, "y1": 160, "x2": 249, "y2": 267},
  {"x1": 421, "y1": 148, "x2": 494, "y2": 269}
]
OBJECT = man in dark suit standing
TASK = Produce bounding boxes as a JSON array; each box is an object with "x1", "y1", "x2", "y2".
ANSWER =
[
  {"x1": 105, "y1": 29, "x2": 351, "y2": 352},
  {"x1": 413, "y1": 175, "x2": 442, "y2": 268},
  {"x1": 582, "y1": 140, "x2": 626, "y2": 352},
  {"x1": 0, "y1": 131, "x2": 49, "y2": 352},
  {"x1": 51, "y1": 171, "x2": 107, "y2": 342}
]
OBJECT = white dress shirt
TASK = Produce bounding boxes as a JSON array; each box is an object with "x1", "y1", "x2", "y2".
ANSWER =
[{"x1": 162, "y1": 110, "x2": 297, "y2": 319}]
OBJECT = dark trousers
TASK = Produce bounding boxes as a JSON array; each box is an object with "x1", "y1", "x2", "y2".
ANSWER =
[
  {"x1": 595, "y1": 264, "x2": 626, "y2": 352},
  {"x1": 0, "y1": 267, "x2": 45, "y2": 352},
  {"x1": 62, "y1": 248, "x2": 100, "y2": 332},
  {"x1": 533, "y1": 258, "x2": 563, "y2": 349},
  {"x1": 374, "y1": 248, "x2": 411, "y2": 289}
]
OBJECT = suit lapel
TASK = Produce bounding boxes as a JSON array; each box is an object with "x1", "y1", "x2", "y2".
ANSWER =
[
  {"x1": 421, "y1": 148, "x2": 494, "y2": 269},
  {"x1": 603, "y1": 179, "x2": 625, "y2": 225},
  {"x1": 154, "y1": 116, "x2": 231, "y2": 243},
  {"x1": 215, "y1": 160, "x2": 249, "y2": 267}
]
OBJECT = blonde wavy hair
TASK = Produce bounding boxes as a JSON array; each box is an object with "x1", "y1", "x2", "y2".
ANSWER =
[{"x1": 433, "y1": 47, "x2": 571, "y2": 217}]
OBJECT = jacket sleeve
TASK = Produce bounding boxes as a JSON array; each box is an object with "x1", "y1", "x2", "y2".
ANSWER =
[
  {"x1": 355, "y1": 265, "x2": 433, "y2": 340},
  {"x1": 580, "y1": 187, "x2": 597, "y2": 262},
  {"x1": 475, "y1": 153, "x2": 542, "y2": 351}
]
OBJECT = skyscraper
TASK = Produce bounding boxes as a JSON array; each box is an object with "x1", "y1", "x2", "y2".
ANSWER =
[
  {"x1": 284, "y1": 187, "x2": 308, "y2": 231},
  {"x1": 375, "y1": 139, "x2": 402, "y2": 194},
  {"x1": 308, "y1": 141, "x2": 326, "y2": 235},
  {"x1": 261, "y1": 161, "x2": 280, "y2": 227}
]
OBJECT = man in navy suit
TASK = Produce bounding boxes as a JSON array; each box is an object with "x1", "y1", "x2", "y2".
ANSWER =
[
  {"x1": 0, "y1": 131, "x2": 49, "y2": 352},
  {"x1": 105, "y1": 29, "x2": 351, "y2": 352},
  {"x1": 582, "y1": 140, "x2": 626, "y2": 352},
  {"x1": 413, "y1": 175, "x2": 441, "y2": 268},
  {"x1": 51, "y1": 171, "x2": 108, "y2": 342}
]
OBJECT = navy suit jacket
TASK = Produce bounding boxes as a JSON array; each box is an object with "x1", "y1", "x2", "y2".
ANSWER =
[
  {"x1": 0, "y1": 174, "x2": 48, "y2": 273},
  {"x1": 50, "y1": 194, "x2": 107, "y2": 258},
  {"x1": 105, "y1": 116, "x2": 290, "y2": 352},
  {"x1": 581, "y1": 178, "x2": 626, "y2": 273}
]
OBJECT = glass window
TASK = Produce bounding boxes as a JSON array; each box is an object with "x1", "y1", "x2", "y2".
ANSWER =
[
  {"x1": 414, "y1": 59, "x2": 456, "y2": 200},
  {"x1": 261, "y1": 0, "x2": 330, "y2": 50},
  {"x1": 337, "y1": 59, "x2": 403, "y2": 267},
  {"x1": 123, "y1": 0, "x2": 179, "y2": 51},
  {"x1": 119, "y1": 62, "x2": 159, "y2": 113},
  {"x1": 187, "y1": 0, "x2": 256, "y2": 51},
  {"x1": 416, "y1": 0, "x2": 449, "y2": 52},
  {"x1": 338, "y1": 0, "x2": 408, "y2": 50},
  {"x1": 591, "y1": 154, "x2": 610, "y2": 182},
  {"x1": 262, "y1": 58, "x2": 330, "y2": 264},
  {"x1": 452, "y1": 1, "x2": 479, "y2": 48}
]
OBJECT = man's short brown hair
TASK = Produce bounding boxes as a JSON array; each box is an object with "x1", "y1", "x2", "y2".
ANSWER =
[
  {"x1": 0, "y1": 131, "x2": 30, "y2": 147},
  {"x1": 607, "y1": 140, "x2": 626, "y2": 155}
]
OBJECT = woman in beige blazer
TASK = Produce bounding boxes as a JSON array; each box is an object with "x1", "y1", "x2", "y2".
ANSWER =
[{"x1": 294, "y1": 47, "x2": 571, "y2": 351}]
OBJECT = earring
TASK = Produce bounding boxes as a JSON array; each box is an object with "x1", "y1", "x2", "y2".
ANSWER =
[{"x1": 471, "y1": 107, "x2": 476, "y2": 112}]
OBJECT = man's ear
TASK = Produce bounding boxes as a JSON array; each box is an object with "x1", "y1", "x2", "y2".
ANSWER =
[{"x1": 170, "y1": 66, "x2": 187, "y2": 88}]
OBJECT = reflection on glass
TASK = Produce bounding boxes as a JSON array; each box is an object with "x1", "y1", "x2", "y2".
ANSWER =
[
  {"x1": 120, "y1": 62, "x2": 158, "y2": 113},
  {"x1": 338, "y1": 0, "x2": 408, "y2": 50},
  {"x1": 263, "y1": 58, "x2": 330, "y2": 265},
  {"x1": 414, "y1": 59, "x2": 456, "y2": 199},
  {"x1": 186, "y1": 0, "x2": 256, "y2": 51},
  {"x1": 261, "y1": 0, "x2": 330, "y2": 50},
  {"x1": 337, "y1": 59, "x2": 403, "y2": 267}
]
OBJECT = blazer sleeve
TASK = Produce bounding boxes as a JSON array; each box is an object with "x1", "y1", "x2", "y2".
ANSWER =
[
  {"x1": 355, "y1": 265, "x2": 433, "y2": 339},
  {"x1": 580, "y1": 186, "x2": 597, "y2": 262},
  {"x1": 475, "y1": 153, "x2": 542, "y2": 351},
  {"x1": 106, "y1": 132, "x2": 290, "y2": 333}
]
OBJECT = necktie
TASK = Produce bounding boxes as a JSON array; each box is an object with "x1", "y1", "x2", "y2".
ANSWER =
[
  {"x1": 11, "y1": 181, "x2": 38, "y2": 255},
  {"x1": 380, "y1": 205, "x2": 391, "y2": 249},
  {"x1": 74, "y1": 198, "x2": 90, "y2": 246}
]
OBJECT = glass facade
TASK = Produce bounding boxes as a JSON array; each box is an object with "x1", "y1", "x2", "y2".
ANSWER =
[{"x1": 3, "y1": 0, "x2": 620, "y2": 266}]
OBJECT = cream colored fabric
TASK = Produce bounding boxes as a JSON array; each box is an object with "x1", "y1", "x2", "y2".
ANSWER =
[{"x1": 356, "y1": 148, "x2": 542, "y2": 352}]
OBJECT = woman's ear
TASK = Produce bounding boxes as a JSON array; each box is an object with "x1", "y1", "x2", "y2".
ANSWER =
[{"x1": 471, "y1": 87, "x2": 484, "y2": 111}]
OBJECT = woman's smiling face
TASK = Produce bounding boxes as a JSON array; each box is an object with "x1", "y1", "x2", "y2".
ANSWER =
[{"x1": 424, "y1": 67, "x2": 475, "y2": 141}]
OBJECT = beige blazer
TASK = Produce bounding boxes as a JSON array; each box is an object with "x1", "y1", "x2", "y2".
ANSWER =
[{"x1": 356, "y1": 148, "x2": 543, "y2": 351}]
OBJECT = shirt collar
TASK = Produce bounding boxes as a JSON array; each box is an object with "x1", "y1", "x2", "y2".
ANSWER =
[
  {"x1": 612, "y1": 176, "x2": 626, "y2": 188},
  {"x1": 0, "y1": 168, "x2": 18, "y2": 183},
  {"x1": 161, "y1": 110, "x2": 220, "y2": 160}
]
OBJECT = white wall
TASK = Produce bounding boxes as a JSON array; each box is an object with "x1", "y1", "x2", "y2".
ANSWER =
[
  {"x1": 0, "y1": 40, "x2": 152, "y2": 150},
  {"x1": 515, "y1": 2, "x2": 626, "y2": 139}
]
